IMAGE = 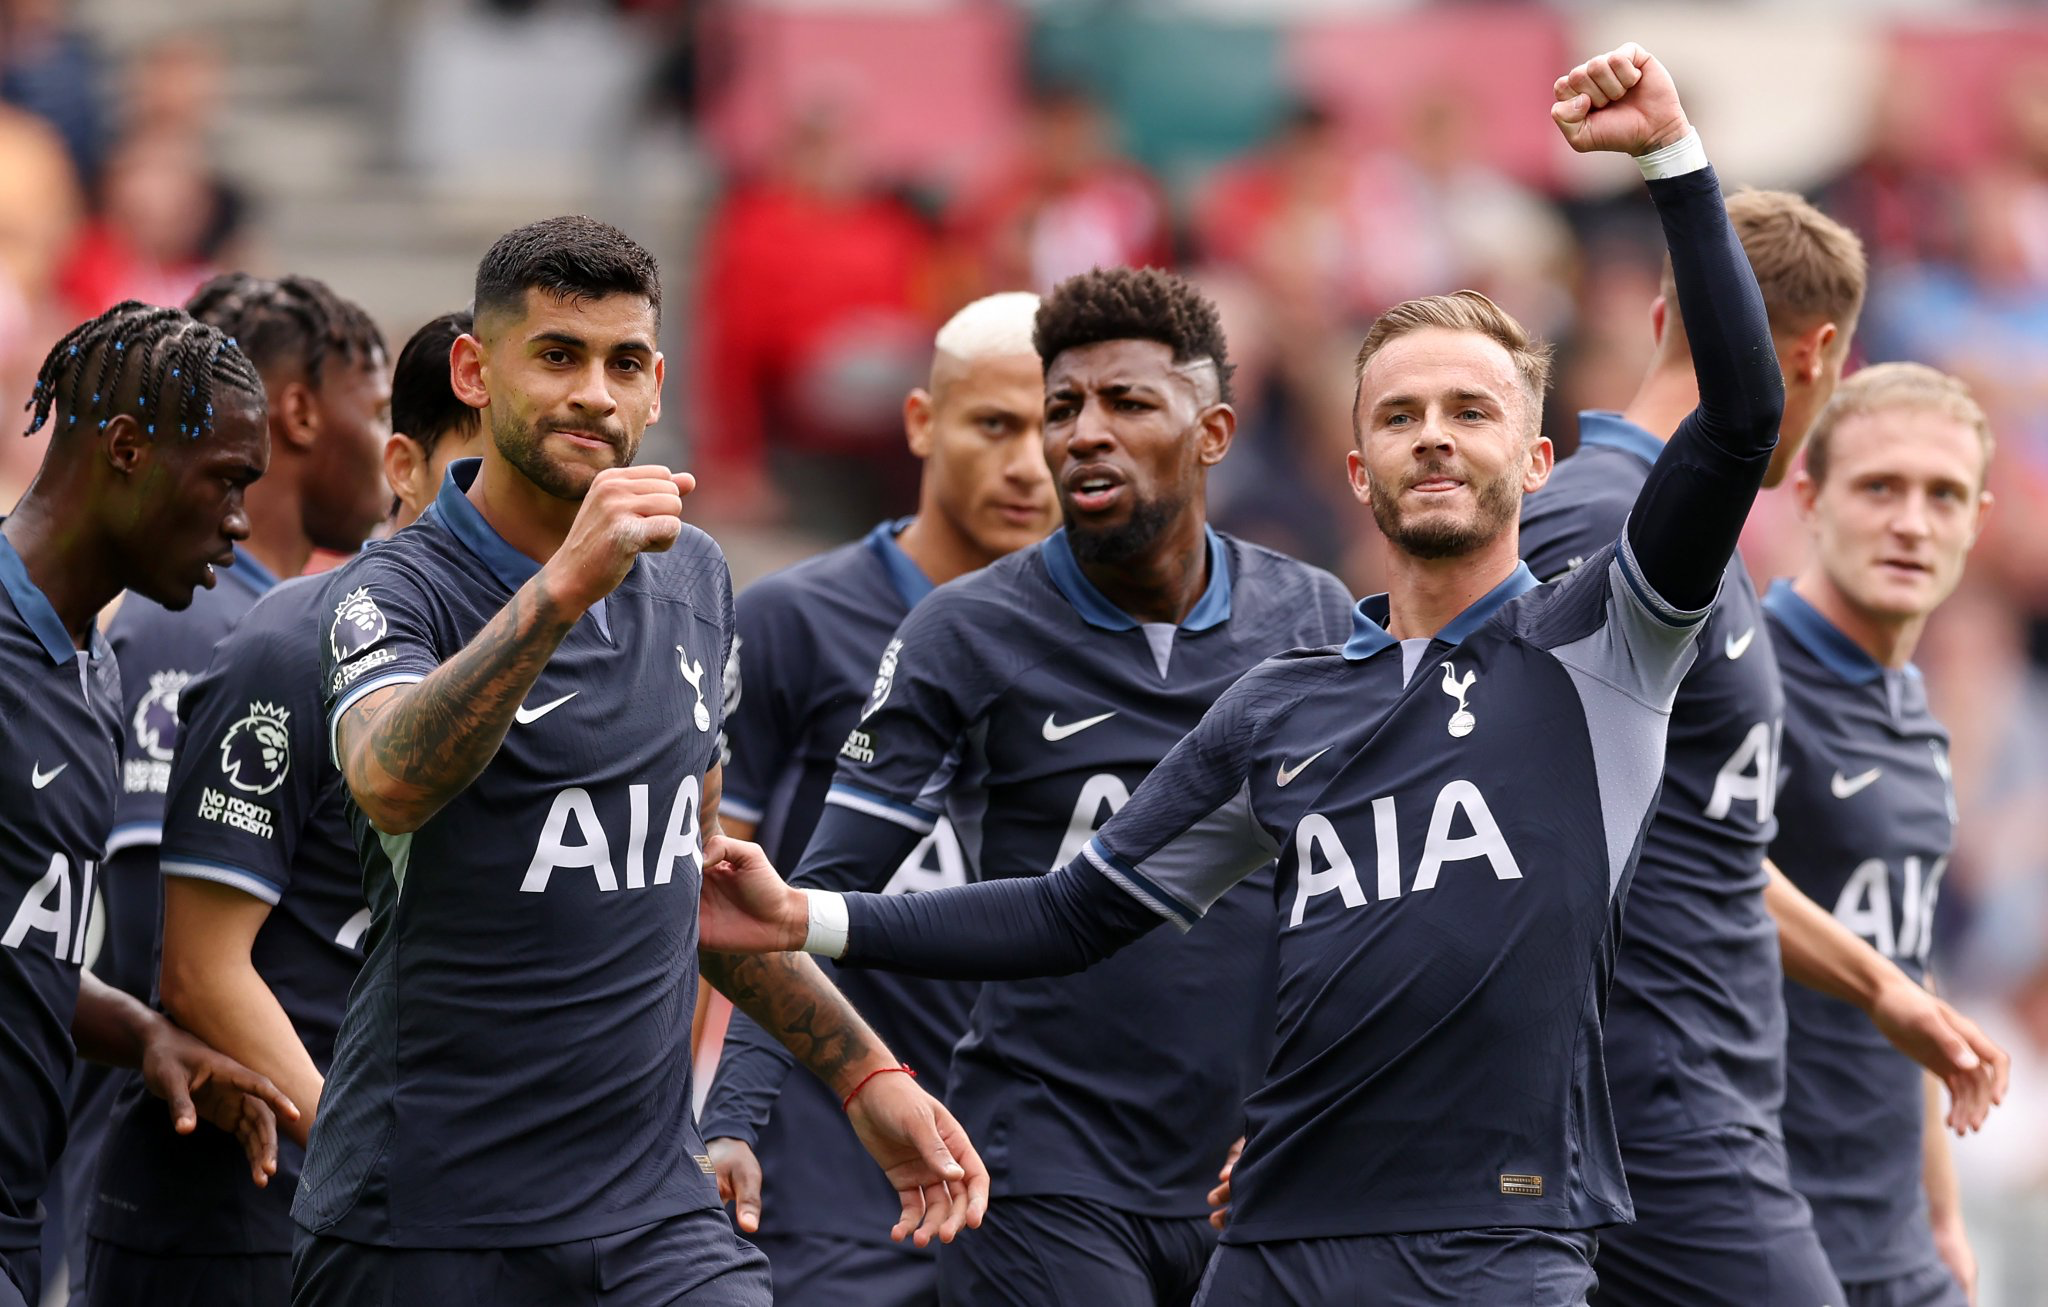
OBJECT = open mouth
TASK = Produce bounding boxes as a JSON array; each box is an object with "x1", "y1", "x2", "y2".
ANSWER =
[
  {"x1": 1876, "y1": 558, "x2": 1932, "y2": 579},
  {"x1": 1065, "y1": 466, "x2": 1126, "y2": 514}
]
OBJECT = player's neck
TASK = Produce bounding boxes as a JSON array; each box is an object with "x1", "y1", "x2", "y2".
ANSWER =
[
  {"x1": 1792, "y1": 568, "x2": 1923, "y2": 669},
  {"x1": 1076, "y1": 507, "x2": 1211, "y2": 626},
  {"x1": 0, "y1": 488, "x2": 122, "y2": 645},
  {"x1": 1618, "y1": 362, "x2": 1696, "y2": 442},
  {"x1": 469, "y1": 451, "x2": 577, "y2": 564},
  {"x1": 894, "y1": 510, "x2": 988, "y2": 588},
  {"x1": 1381, "y1": 530, "x2": 1523, "y2": 642},
  {"x1": 238, "y1": 472, "x2": 315, "y2": 581}
]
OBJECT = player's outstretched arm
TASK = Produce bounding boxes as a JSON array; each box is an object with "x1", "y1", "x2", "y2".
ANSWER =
[
  {"x1": 1553, "y1": 44, "x2": 1783, "y2": 613},
  {"x1": 1763, "y1": 861, "x2": 2008, "y2": 1132},
  {"x1": 72, "y1": 972, "x2": 300, "y2": 1185},
  {"x1": 336, "y1": 467, "x2": 695, "y2": 834}
]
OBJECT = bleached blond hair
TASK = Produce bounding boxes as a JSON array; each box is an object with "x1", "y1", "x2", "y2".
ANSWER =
[{"x1": 934, "y1": 291, "x2": 1042, "y2": 361}]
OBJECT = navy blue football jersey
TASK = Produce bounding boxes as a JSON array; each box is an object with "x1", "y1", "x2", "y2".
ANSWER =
[
  {"x1": 105, "y1": 547, "x2": 280, "y2": 858},
  {"x1": 1062, "y1": 544, "x2": 1705, "y2": 1241},
  {"x1": 1519, "y1": 411, "x2": 1788, "y2": 1142},
  {"x1": 700, "y1": 521, "x2": 974, "y2": 1247},
  {"x1": 803, "y1": 528, "x2": 1353, "y2": 1215},
  {"x1": 90, "y1": 572, "x2": 369, "y2": 1257},
  {"x1": 298, "y1": 459, "x2": 733, "y2": 1248},
  {"x1": 0, "y1": 532, "x2": 121, "y2": 1252},
  {"x1": 1766, "y1": 580, "x2": 1955, "y2": 1282}
]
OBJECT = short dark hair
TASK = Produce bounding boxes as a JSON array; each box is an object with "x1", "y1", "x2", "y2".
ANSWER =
[
  {"x1": 186, "y1": 272, "x2": 386, "y2": 388},
  {"x1": 1033, "y1": 267, "x2": 1235, "y2": 404},
  {"x1": 23, "y1": 300, "x2": 264, "y2": 442},
  {"x1": 473, "y1": 216, "x2": 662, "y2": 328},
  {"x1": 391, "y1": 311, "x2": 479, "y2": 458}
]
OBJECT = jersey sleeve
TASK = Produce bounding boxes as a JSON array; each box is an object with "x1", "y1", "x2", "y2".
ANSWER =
[
  {"x1": 105, "y1": 598, "x2": 231, "y2": 853},
  {"x1": 317, "y1": 553, "x2": 447, "y2": 766},
  {"x1": 157, "y1": 606, "x2": 322, "y2": 906},
  {"x1": 1087, "y1": 659, "x2": 1289, "y2": 928},
  {"x1": 717, "y1": 581, "x2": 805, "y2": 829},
  {"x1": 820, "y1": 594, "x2": 1005, "y2": 837}
]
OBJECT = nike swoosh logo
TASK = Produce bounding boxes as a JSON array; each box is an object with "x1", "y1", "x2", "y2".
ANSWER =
[
  {"x1": 30, "y1": 761, "x2": 66, "y2": 789},
  {"x1": 514, "y1": 692, "x2": 578, "y2": 725},
  {"x1": 1042, "y1": 711, "x2": 1116, "y2": 742},
  {"x1": 1725, "y1": 626, "x2": 1756, "y2": 660},
  {"x1": 1831, "y1": 767, "x2": 1882, "y2": 799},
  {"x1": 1276, "y1": 748, "x2": 1331, "y2": 788}
]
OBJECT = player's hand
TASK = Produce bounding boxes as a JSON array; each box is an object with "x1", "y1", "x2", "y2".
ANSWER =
[
  {"x1": 1932, "y1": 1214, "x2": 1979, "y2": 1305},
  {"x1": 540, "y1": 465, "x2": 698, "y2": 614},
  {"x1": 699, "y1": 834, "x2": 810, "y2": 954},
  {"x1": 1867, "y1": 977, "x2": 2009, "y2": 1133},
  {"x1": 845, "y1": 1071, "x2": 989, "y2": 1247},
  {"x1": 1551, "y1": 43, "x2": 1692, "y2": 156},
  {"x1": 708, "y1": 1136, "x2": 765, "y2": 1234},
  {"x1": 139, "y1": 1020, "x2": 299, "y2": 1186},
  {"x1": 1206, "y1": 1135, "x2": 1244, "y2": 1231}
]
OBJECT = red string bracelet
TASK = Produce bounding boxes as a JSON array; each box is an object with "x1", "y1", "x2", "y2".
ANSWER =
[{"x1": 842, "y1": 1064, "x2": 916, "y2": 1113}]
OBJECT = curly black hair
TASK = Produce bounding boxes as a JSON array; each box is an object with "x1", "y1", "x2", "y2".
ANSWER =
[
  {"x1": 186, "y1": 272, "x2": 386, "y2": 389},
  {"x1": 23, "y1": 300, "x2": 264, "y2": 442},
  {"x1": 1033, "y1": 266, "x2": 1235, "y2": 404},
  {"x1": 474, "y1": 215, "x2": 662, "y2": 328}
]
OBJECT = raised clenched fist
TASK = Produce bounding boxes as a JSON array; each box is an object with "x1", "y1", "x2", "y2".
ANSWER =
[
  {"x1": 542, "y1": 464, "x2": 698, "y2": 613},
  {"x1": 1551, "y1": 43, "x2": 1692, "y2": 158}
]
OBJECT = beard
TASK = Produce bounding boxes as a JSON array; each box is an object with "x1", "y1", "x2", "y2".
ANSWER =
[
  {"x1": 1067, "y1": 487, "x2": 1189, "y2": 567},
  {"x1": 493, "y1": 408, "x2": 635, "y2": 502},
  {"x1": 1368, "y1": 458, "x2": 1522, "y2": 560}
]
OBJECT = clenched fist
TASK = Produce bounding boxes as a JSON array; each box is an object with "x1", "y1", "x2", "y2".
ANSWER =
[
  {"x1": 1551, "y1": 43, "x2": 1692, "y2": 157},
  {"x1": 541, "y1": 465, "x2": 698, "y2": 614}
]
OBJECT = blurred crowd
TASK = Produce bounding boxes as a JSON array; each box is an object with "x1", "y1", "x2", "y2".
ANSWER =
[{"x1": 2, "y1": 0, "x2": 2046, "y2": 1240}]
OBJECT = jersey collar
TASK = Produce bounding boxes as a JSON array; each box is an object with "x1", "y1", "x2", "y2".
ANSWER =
[
  {"x1": 1040, "y1": 526, "x2": 1232, "y2": 633},
  {"x1": 1762, "y1": 579, "x2": 1888, "y2": 686},
  {"x1": 1344, "y1": 561, "x2": 1540, "y2": 660},
  {"x1": 429, "y1": 458, "x2": 610, "y2": 632},
  {"x1": 865, "y1": 518, "x2": 936, "y2": 609},
  {"x1": 0, "y1": 529, "x2": 94, "y2": 664},
  {"x1": 1576, "y1": 410, "x2": 1666, "y2": 467}
]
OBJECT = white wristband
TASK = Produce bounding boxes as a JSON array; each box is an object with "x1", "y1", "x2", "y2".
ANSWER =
[
  {"x1": 1635, "y1": 129, "x2": 1708, "y2": 181},
  {"x1": 802, "y1": 889, "x2": 849, "y2": 959}
]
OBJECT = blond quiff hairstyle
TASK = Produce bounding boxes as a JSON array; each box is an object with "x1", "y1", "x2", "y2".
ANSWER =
[{"x1": 1352, "y1": 291, "x2": 1553, "y2": 439}]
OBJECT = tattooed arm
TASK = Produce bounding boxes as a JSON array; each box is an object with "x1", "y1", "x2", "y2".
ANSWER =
[{"x1": 334, "y1": 466, "x2": 693, "y2": 835}]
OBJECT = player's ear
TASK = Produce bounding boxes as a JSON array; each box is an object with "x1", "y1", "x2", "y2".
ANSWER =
[
  {"x1": 1647, "y1": 296, "x2": 1668, "y2": 349},
  {"x1": 102, "y1": 412, "x2": 151, "y2": 477},
  {"x1": 646, "y1": 352, "x2": 664, "y2": 427},
  {"x1": 1789, "y1": 322, "x2": 1835, "y2": 387},
  {"x1": 275, "y1": 378, "x2": 320, "y2": 453},
  {"x1": 1196, "y1": 402, "x2": 1236, "y2": 468},
  {"x1": 904, "y1": 388, "x2": 936, "y2": 460},
  {"x1": 1791, "y1": 468, "x2": 1820, "y2": 521},
  {"x1": 1345, "y1": 447, "x2": 1372, "y2": 506},
  {"x1": 1966, "y1": 488, "x2": 1994, "y2": 550},
  {"x1": 384, "y1": 432, "x2": 425, "y2": 507},
  {"x1": 1521, "y1": 431, "x2": 1554, "y2": 493},
  {"x1": 450, "y1": 333, "x2": 490, "y2": 411}
]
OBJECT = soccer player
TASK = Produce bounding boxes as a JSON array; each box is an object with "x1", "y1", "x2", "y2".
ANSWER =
[
  {"x1": 698, "y1": 290, "x2": 1055, "y2": 1305},
  {"x1": 57, "y1": 272, "x2": 387, "y2": 1304},
  {"x1": 1767, "y1": 364, "x2": 1996, "y2": 1307},
  {"x1": 298, "y1": 217, "x2": 984, "y2": 1307},
  {"x1": 715, "y1": 263, "x2": 1352, "y2": 1307},
  {"x1": 1517, "y1": 192, "x2": 2003, "y2": 1305},
  {"x1": 83, "y1": 310, "x2": 483, "y2": 1307},
  {"x1": 1, "y1": 301, "x2": 301, "y2": 1307},
  {"x1": 700, "y1": 45, "x2": 1785, "y2": 1304}
]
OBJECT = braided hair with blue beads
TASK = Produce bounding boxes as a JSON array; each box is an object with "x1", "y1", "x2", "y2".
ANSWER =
[{"x1": 22, "y1": 300, "x2": 266, "y2": 442}]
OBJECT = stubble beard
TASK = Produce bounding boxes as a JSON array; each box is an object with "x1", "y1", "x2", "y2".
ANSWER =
[{"x1": 1368, "y1": 460, "x2": 1522, "y2": 561}]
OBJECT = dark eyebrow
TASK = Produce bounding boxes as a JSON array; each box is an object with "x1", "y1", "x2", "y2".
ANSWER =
[{"x1": 530, "y1": 331, "x2": 655, "y2": 357}]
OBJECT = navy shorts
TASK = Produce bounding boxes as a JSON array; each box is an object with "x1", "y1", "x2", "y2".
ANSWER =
[
  {"x1": 937, "y1": 1194, "x2": 1214, "y2": 1307},
  {"x1": 290, "y1": 1210, "x2": 770, "y2": 1307},
  {"x1": 0, "y1": 1247, "x2": 37, "y2": 1307},
  {"x1": 1841, "y1": 1264, "x2": 1969, "y2": 1307},
  {"x1": 85, "y1": 1240, "x2": 288, "y2": 1307},
  {"x1": 1194, "y1": 1227, "x2": 1598, "y2": 1306},
  {"x1": 751, "y1": 1231, "x2": 935, "y2": 1307},
  {"x1": 1593, "y1": 1126, "x2": 1843, "y2": 1307}
]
